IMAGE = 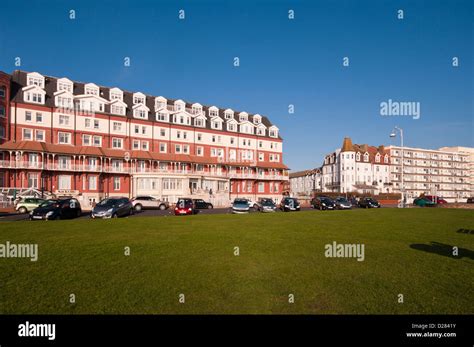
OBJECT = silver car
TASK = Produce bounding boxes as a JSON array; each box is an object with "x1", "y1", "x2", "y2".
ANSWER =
[
  {"x1": 131, "y1": 196, "x2": 169, "y2": 211},
  {"x1": 232, "y1": 198, "x2": 251, "y2": 214}
]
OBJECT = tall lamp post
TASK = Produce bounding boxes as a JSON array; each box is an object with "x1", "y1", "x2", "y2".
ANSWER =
[{"x1": 390, "y1": 127, "x2": 405, "y2": 208}]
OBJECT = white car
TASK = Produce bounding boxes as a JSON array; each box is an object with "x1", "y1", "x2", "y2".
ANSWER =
[
  {"x1": 131, "y1": 196, "x2": 169, "y2": 211},
  {"x1": 247, "y1": 199, "x2": 259, "y2": 210}
]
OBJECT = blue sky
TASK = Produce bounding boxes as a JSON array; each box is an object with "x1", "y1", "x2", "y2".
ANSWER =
[{"x1": 0, "y1": 0, "x2": 472, "y2": 171}]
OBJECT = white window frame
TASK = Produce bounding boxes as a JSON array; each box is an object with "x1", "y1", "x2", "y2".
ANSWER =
[{"x1": 58, "y1": 132, "x2": 71, "y2": 144}]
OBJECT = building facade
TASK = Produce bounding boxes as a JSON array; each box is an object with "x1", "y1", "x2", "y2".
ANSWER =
[
  {"x1": 289, "y1": 168, "x2": 322, "y2": 197},
  {"x1": 321, "y1": 137, "x2": 391, "y2": 194},
  {"x1": 438, "y1": 146, "x2": 474, "y2": 196},
  {"x1": 387, "y1": 145, "x2": 470, "y2": 202},
  {"x1": 0, "y1": 70, "x2": 288, "y2": 208},
  {"x1": 289, "y1": 137, "x2": 472, "y2": 202}
]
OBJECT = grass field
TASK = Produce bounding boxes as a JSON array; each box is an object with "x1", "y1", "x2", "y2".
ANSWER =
[{"x1": 0, "y1": 208, "x2": 473, "y2": 314}]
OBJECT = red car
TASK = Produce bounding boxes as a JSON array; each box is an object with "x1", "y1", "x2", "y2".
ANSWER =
[
  {"x1": 424, "y1": 195, "x2": 448, "y2": 204},
  {"x1": 174, "y1": 198, "x2": 197, "y2": 216}
]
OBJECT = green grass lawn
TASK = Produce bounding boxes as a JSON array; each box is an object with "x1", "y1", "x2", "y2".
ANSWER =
[{"x1": 0, "y1": 209, "x2": 473, "y2": 314}]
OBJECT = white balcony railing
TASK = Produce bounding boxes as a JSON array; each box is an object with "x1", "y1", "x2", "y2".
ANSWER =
[{"x1": 0, "y1": 160, "x2": 289, "y2": 180}]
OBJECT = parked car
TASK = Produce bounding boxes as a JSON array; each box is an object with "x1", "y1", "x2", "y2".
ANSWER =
[
  {"x1": 30, "y1": 198, "x2": 82, "y2": 220},
  {"x1": 257, "y1": 198, "x2": 277, "y2": 212},
  {"x1": 16, "y1": 198, "x2": 46, "y2": 214},
  {"x1": 280, "y1": 197, "x2": 301, "y2": 212},
  {"x1": 467, "y1": 197, "x2": 474, "y2": 204},
  {"x1": 247, "y1": 199, "x2": 259, "y2": 210},
  {"x1": 131, "y1": 195, "x2": 169, "y2": 211},
  {"x1": 358, "y1": 197, "x2": 381, "y2": 208},
  {"x1": 424, "y1": 195, "x2": 448, "y2": 204},
  {"x1": 232, "y1": 198, "x2": 251, "y2": 214},
  {"x1": 192, "y1": 199, "x2": 213, "y2": 209},
  {"x1": 334, "y1": 197, "x2": 352, "y2": 210},
  {"x1": 174, "y1": 198, "x2": 197, "y2": 215},
  {"x1": 413, "y1": 197, "x2": 437, "y2": 207},
  {"x1": 91, "y1": 197, "x2": 133, "y2": 218},
  {"x1": 311, "y1": 196, "x2": 336, "y2": 210}
]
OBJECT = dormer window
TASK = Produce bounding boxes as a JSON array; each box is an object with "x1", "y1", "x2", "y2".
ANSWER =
[
  {"x1": 211, "y1": 120, "x2": 222, "y2": 130},
  {"x1": 23, "y1": 85, "x2": 46, "y2": 105},
  {"x1": 375, "y1": 153, "x2": 381, "y2": 163},
  {"x1": 224, "y1": 109, "x2": 234, "y2": 119},
  {"x1": 209, "y1": 106, "x2": 219, "y2": 118},
  {"x1": 135, "y1": 109, "x2": 147, "y2": 118},
  {"x1": 240, "y1": 123, "x2": 254, "y2": 135},
  {"x1": 155, "y1": 96, "x2": 167, "y2": 111},
  {"x1": 56, "y1": 94, "x2": 73, "y2": 109},
  {"x1": 173, "y1": 114, "x2": 190, "y2": 125},
  {"x1": 57, "y1": 78, "x2": 73, "y2": 93},
  {"x1": 384, "y1": 154, "x2": 389, "y2": 163},
  {"x1": 110, "y1": 99, "x2": 126, "y2": 116},
  {"x1": 268, "y1": 126, "x2": 278, "y2": 138},
  {"x1": 253, "y1": 114, "x2": 262, "y2": 124},
  {"x1": 227, "y1": 123, "x2": 237, "y2": 132},
  {"x1": 133, "y1": 92, "x2": 146, "y2": 105},
  {"x1": 356, "y1": 152, "x2": 361, "y2": 161},
  {"x1": 156, "y1": 111, "x2": 169, "y2": 122},
  {"x1": 256, "y1": 127, "x2": 265, "y2": 136},
  {"x1": 84, "y1": 83, "x2": 99, "y2": 96},
  {"x1": 110, "y1": 88, "x2": 123, "y2": 101},
  {"x1": 191, "y1": 103, "x2": 202, "y2": 115},
  {"x1": 363, "y1": 152, "x2": 369, "y2": 162},
  {"x1": 76, "y1": 97, "x2": 105, "y2": 113},
  {"x1": 133, "y1": 103, "x2": 149, "y2": 119},
  {"x1": 195, "y1": 118, "x2": 205, "y2": 128},
  {"x1": 174, "y1": 100, "x2": 185, "y2": 111},
  {"x1": 239, "y1": 112, "x2": 248, "y2": 122},
  {"x1": 26, "y1": 72, "x2": 45, "y2": 88}
]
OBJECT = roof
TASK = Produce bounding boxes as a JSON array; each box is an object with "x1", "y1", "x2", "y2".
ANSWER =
[
  {"x1": 324, "y1": 137, "x2": 390, "y2": 165},
  {"x1": 341, "y1": 137, "x2": 353, "y2": 152},
  {"x1": 10, "y1": 70, "x2": 282, "y2": 140},
  {"x1": 289, "y1": 168, "x2": 321, "y2": 178}
]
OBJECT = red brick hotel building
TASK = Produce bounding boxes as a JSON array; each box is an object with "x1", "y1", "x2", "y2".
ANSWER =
[{"x1": 0, "y1": 70, "x2": 288, "y2": 207}]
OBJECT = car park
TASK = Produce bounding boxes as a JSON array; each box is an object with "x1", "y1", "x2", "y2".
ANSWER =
[
  {"x1": 413, "y1": 197, "x2": 437, "y2": 207},
  {"x1": 174, "y1": 198, "x2": 197, "y2": 215},
  {"x1": 91, "y1": 197, "x2": 133, "y2": 218},
  {"x1": 232, "y1": 198, "x2": 251, "y2": 214},
  {"x1": 131, "y1": 196, "x2": 169, "y2": 212},
  {"x1": 16, "y1": 198, "x2": 46, "y2": 214},
  {"x1": 256, "y1": 198, "x2": 277, "y2": 212},
  {"x1": 311, "y1": 196, "x2": 336, "y2": 210},
  {"x1": 280, "y1": 197, "x2": 301, "y2": 212},
  {"x1": 334, "y1": 197, "x2": 352, "y2": 210},
  {"x1": 30, "y1": 198, "x2": 82, "y2": 220},
  {"x1": 192, "y1": 199, "x2": 214, "y2": 210},
  {"x1": 358, "y1": 197, "x2": 381, "y2": 208}
]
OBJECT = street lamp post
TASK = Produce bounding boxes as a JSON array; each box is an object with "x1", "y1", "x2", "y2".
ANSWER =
[{"x1": 390, "y1": 126, "x2": 405, "y2": 208}]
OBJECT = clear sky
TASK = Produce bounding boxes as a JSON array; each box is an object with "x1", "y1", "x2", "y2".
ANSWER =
[{"x1": 0, "y1": 0, "x2": 472, "y2": 171}]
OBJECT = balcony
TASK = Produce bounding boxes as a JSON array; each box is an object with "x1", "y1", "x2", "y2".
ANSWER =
[{"x1": 0, "y1": 160, "x2": 288, "y2": 180}]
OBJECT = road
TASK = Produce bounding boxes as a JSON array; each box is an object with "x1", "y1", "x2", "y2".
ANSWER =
[{"x1": 0, "y1": 206, "x2": 320, "y2": 221}]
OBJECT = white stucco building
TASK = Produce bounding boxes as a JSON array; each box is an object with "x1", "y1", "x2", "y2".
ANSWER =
[{"x1": 321, "y1": 137, "x2": 391, "y2": 194}]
